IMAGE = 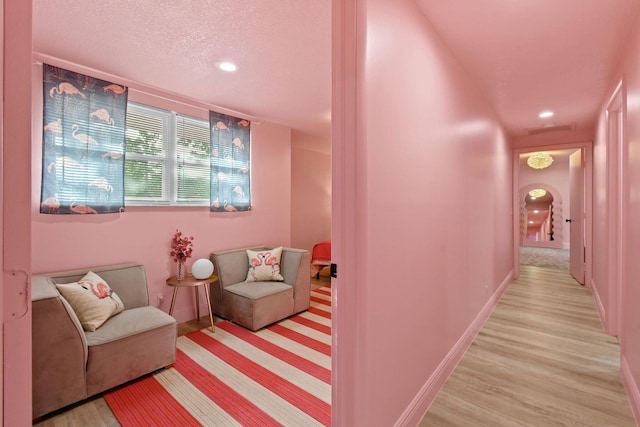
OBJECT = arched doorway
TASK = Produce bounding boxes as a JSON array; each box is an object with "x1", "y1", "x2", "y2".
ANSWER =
[{"x1": 519, "y1": 183, "x2": 563, "y2": 249}]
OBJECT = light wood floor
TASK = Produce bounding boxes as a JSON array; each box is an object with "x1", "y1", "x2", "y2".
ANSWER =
[
  {"x1": 33, "y1": 273, "x2": 331, "y2": 426},
  {"x1": 420, "y1": 265, "x2": 635, "y2": 426}
]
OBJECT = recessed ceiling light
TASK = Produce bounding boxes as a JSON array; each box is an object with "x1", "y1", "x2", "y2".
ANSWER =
[
  {"x1": 529, "y1": 221, "x2": 534, "y2": 224},
  {"x1": 534, "y1": 210, "x2": 539, "y2": 213},
  {"x1": 217, "y1": 61, "x2": 238, "y2": 72},
  {"x1": 539, "y1": 111, "x2": 554, "y2": 118}
]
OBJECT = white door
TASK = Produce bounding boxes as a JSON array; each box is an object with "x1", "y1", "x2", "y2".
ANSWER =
[{"x1": 569, "y1": 149, "x2": 585, "y2": 284}]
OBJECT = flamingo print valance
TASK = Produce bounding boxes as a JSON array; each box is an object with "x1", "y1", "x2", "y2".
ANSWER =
[{"x1": 40, "y1": 64, "x2": 128, "y2": 214}]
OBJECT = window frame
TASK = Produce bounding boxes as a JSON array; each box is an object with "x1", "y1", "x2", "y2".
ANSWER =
[{"x1": 125, "y1": 102, "x2": 211, "y2": 207}]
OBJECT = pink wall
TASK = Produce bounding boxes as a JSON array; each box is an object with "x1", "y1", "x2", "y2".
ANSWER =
[
  {"x1": 332, "y1": 0, "x2": 513, "y2": 424},
  {"x1": 3, "y1": 0, "x2": 33, "y2": 424},
  {"x1": 30, "y1": 61, "x2": 294, "y2": 324},
  {"x1": 291, "y1": 132, "x2": 331, "y2": 253},
  {"x1": 0, "y1": 2, "x2": 5, "y2": 422},
  {"x1": 598, "y1": 13, "x2": 640, "y2": 422}
]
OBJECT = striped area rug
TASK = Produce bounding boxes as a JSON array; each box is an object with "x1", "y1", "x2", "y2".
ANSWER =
[{"x1": 104, "y1": 286, "x2": 332, "y2": 427}]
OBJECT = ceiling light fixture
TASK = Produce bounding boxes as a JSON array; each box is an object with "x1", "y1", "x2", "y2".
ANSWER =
[
  {"x1": 527, "y1": 152, "x2": 554, "y2": 169},
  {"x1": 539, "y1": 111, "x2": 554, "y2": 118},
  {"x1": 529, "y1": 189, "x2": 547, "y2": 198},
  {"x1": 217, "y1": 61, "x2": 238, "y2": 72}
]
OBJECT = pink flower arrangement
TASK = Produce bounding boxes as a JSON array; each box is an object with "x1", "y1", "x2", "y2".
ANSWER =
[{"x1": 170, "y1": 229, "x2": 194, "y2": 263}]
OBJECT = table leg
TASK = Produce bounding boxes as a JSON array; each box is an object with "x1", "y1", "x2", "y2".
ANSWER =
[
  {"x1": 169, "y1": 287, "x2": 179, "y2": 315},
  {"x1": 195, "y1": 287, "x2": 200, "y2": 319},
  {"x1": 202, "y1": 282, "x2": 215, "y2": 333}
]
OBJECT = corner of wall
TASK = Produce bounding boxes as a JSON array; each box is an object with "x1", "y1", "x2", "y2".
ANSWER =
[{"x1": 590, "y1": 276, "x2": 607, "y2": 329}]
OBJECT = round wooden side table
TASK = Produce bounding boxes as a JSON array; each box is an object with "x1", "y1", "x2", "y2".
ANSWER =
[{"x1": 166, "y1": 273, "x2": 218, "y2": 332}]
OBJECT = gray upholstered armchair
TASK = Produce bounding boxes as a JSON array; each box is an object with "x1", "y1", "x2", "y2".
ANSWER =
[
  {"x1": 31, "y1": 263, "x2": 176, "y2": 419},
  {"x1": 210, "y1": 245, "x2": 311, "y2": 331}
]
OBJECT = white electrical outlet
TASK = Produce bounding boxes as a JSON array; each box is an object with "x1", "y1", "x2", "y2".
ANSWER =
[{"x1": 157, "y1": 294, "x2": 165, "y2": 307}]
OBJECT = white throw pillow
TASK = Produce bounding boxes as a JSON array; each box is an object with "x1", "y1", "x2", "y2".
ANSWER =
[
  {"x1": 245, "y1": 247, "x2": 284, "y2": 282},
  {"x1": 56, "y1": 271, "x2": 125, "y2": 331}
]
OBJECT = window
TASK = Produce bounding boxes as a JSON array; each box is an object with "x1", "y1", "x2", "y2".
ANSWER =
[
  {"x1": 125, "y1": 103, "x2": 211, "y2": 206},
  {"x1": 41, "y1": 65, "x2": 251, "y2": 213}
]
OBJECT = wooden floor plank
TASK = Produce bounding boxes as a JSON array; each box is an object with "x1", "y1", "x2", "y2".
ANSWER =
[{"x1": 420, "y1": 265, "x2": 635, "y2": 426}]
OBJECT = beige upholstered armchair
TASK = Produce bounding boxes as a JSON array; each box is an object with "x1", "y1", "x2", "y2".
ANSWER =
[
  {"x1": 31, "y1": 263, "x2": 176, "y2": 419},
  {"x1": 210, "y1": 245, "x2": 311, "y2": 331}
]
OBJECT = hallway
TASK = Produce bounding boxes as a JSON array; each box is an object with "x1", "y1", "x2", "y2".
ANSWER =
[{"x1": 420, "y1": 266, "x2": 634, "y2": 426}]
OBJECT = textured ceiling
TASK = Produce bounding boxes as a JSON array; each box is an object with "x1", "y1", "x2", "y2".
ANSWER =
[
  {"x1": 33, "y1": 1, "x2": 640, "y2": 144},
  {"x1": 33, "y1": 0, "x2": 331, "y2": 139}
]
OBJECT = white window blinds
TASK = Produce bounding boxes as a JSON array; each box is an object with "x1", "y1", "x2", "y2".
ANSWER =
[{"x1": 124, "y1": 103, "x2": 210, "y2": 206}]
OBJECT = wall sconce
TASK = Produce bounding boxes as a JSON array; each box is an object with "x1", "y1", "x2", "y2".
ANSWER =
[{"x1": 527, "y1": 152, "x2": 554, "y2": 169}]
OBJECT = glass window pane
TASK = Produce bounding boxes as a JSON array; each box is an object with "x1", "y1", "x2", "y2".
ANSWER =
[
  {"x1": 126, "y1": 111, "x2": 164, "y2": 156},
  {"x1": 177, "y1": 118, "x2": 210, "y2": 163},
  {"x1": 125, "y1": 159, "x2": 162, "y2": 198},
  {"x1": 178, "y1": 163, "x2": 209, "y2": 200}
]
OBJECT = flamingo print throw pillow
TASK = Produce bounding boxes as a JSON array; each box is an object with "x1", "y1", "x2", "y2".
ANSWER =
[
  {"x1": 56, "y1": 271, "x2": 125, "y2": 331},
  {"x1": 245, "y1": 247, "x2": 284, "y2": 282}
]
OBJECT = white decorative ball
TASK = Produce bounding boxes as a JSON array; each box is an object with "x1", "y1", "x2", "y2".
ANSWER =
[{"x1": 192, "y1": 258, "x2": 214, "y2": 279}]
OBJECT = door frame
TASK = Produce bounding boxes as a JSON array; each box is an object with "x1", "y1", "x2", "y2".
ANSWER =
[
  {"x1": 604, "y1": 78, "x2": 626, "y2": 337},
  {"x1": 568, "y1": 149, "x2": 586, "y2": 284},
  {"x1": 512, "y1": 142, "x2": 593, "y2": 288}
]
